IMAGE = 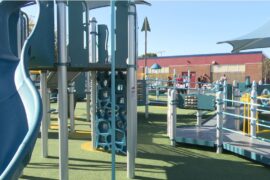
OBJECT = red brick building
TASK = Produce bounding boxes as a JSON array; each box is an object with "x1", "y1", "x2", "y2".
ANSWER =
[{"x1": 137, "y1": 51, "x2": 268, "y2": 84}]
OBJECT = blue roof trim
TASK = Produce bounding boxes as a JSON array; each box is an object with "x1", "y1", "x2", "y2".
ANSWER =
[{"x1": 138, "y1": 51, "x2": 263, "y2": 60}]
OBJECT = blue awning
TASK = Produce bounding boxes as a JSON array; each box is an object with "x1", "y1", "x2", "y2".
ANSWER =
[
  {"x1": 151, "y1": 63, "x2": 161, "y2": 69},
  {"x1": 218, "y1": 21, "x2": 270, "y2": 53}
]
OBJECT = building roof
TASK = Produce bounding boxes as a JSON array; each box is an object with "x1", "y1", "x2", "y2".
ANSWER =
[{"x1": 138, "y1": 51, "x2": 265, "y2": 67}]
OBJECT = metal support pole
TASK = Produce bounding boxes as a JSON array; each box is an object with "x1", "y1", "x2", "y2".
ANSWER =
[
  {"x1": 127, "y1": 2, "x2": 137, "y2": 179},
  {"x1": 169, "y1": 89, "x2": 177, "y2": 146},
  {"x1": 173, "y1": 69, "x2": 176, "y2": 89},
  {"x1": 250, "y1": 81, "x2": 257, "y2": 138},
  {"x1": 85, "y1": 73, "x2": 91, "y2": 122},
  {"x1": 110, "y1": 1, "x2": 116, "y2": 179},
  {"x1": 232, "y1": 80, "x2": 237, "y2": 106},
  {"x1": 56, "y1": 1, "x2": 68, "y2": 179},
  {"x1": 234, "y1": 88, "x2": 241, "y2": 130},
  {"x1": 216, "y1": 91, "x2": 223, "y2": 154},
  {"x1": 47, "y1": 89, "x2": 51, "y2": 128},
  {"x1": 85, "y1": 3, "x2": 91, "y2": 123},
  {"x1": 68, "y1": 82, "x2": 75, "y2": 133},
  {"x1": 145, "y1": 67, "x2": 149, "y2": 119},
  {"x1": 40, "y1": 71, "x2": 48, "y2": 158},
  {"x1": 167, "y1": 89, "x2": 172, "y2": 136},
  {"x1": 223, "y1": 80, "x2": 227, "y2": 111},
  {"x1": 155, "y1": 76, "x2": 159, "y2": 100},
  {"x1": 196, "y1": 110, "x2": 202, "y2": 127},
  {"x1": 90, "y1": 17, "x2": 97, "y2": 147},
  {"x1": 187, "y1": 69, "x2": 190, "y2": 94}
]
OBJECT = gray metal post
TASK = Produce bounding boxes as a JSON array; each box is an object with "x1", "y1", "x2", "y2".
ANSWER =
[
  {"x1": 216, "y1": 91, "x2": 223, "y2": 154},
  {"x1": 169, "y1": 89, "x2": 177, "y2": 146},
  {"x1": 85, "y1": 73, "x2": 91, "y2": 122},
  {"x1": 47, "y1": 89, "x2": 51, "y2": 128},
  {"x1": 173, "y1": 69, "x2": 176, "y2": 89},
  {"x1": 145, "y1": 67, "x2": 149, "y2": 119},
  {"x1": 155, "y1": 76, "x2": 159, "y2": 100},
  {"x1": 223, "y1": 80, "x2": 227, "y2": 111},
  {"x1": 127, "y1": 2, "x2": 136, "y2": 178},
  {"x1": 234, "y1": 88, "x2": 241, "y2": 130},
  {"x1": 167, "y1": 89, "x2": 172, "y2": 136},
  {"x1": 250, "y1": 81, "x2": 257, "y2": 138},
  {"x1": 187, "y1": 69, "x2": 190, "y2": 94},
  {"x1": 68, "y1": 82, "x2": 75, "y2": 133},
  {"x1": 196, "y1": 110, "x2": 202, "y2": 127},
  {"x1": 56, "y1": 1, "x2": 68, "y2": 179},
  {"x1": 40, "y1": 71, "x2": 48, "y2": 158},
  {"x1": 232, "y1": 80, "x2": 237, "y2": 106},
  {"x1": 89, "y1": 17, "x2": 97, "y2": 148},
  {"x1": 85, "y1": 6, "x2": 91, "y2": 123}
]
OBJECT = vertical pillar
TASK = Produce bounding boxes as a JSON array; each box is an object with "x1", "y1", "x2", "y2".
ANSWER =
[
  {"x1": 110, "y1": 1, "x2": 117, "y2": 179},
  {"x1": 187, "y1": 69, "x2": 190, "y2": 94},
  {"x1": 56, "y1": 1, "x2": 68, "y2": 179},
  {"x1": 85, "y1": 73, "x2": 91, "y2": 122},
  {"x1": 127, "y1": 2, "x2": 136, "y2": 178},
  {"x1": 173, "y1": 69, "x2": 176, "y2": 89},
  {"x1": 85, "y1": 5, "x2": 91, "y2": 123},
  {"x1": 250, "y1": 81, "x2": 257, "y2": 138},
  {"x1": 40, "y1": 71, "x2": 48, "y2": 158},
  {"x1": 155, "y1": 76, "x2": 159, "y2": 100},
  {"x1": 68, "y1": 82, "x2": 75, "y2": 133},
  {"x1": 167, "y1": 89, "x2": 172, "y2": 136},
  {"x1": 169, "y1": 89, "x2": 177, "y2": 146},
  {"x1": 234, "y1": 88, "x2": 241, "y2": 130},
  {"x1": 145, "y1": 67, "x2": 149, "y2": 118},
  {"x1": 232, "y1": 80, "x2": 237, "y2": 106},
  {"x1": 89, "y1": 17, "x2": 97, "y2": 147},
  {"x1": 216, "y1": 91, "x2": 223, "y2": 154},
  {"x1": 47, "y1": 89, "x2": 51, "y2": 128},
  {"x1": 196, "y1": 110, "x2": 202, "y2": 127},
  {"x1": 223, "y1": 80, "x2": 227, "y2": 110}
]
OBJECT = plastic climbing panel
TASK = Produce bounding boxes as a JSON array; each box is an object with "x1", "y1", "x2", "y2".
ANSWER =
[{"x1": 95, "y1": 71, "x2": 127, "y2": 154}]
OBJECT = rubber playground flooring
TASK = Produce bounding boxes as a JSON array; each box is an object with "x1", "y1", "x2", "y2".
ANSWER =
[{"x1": 20, "y1": 103, "x2": 270, "y2": 180}]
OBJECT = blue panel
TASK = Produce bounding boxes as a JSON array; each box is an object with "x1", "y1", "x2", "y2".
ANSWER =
[
  {"x1": 98, "y1": 25, "x2": 109, "y2": 64},
  {"x1": 28, "y1": 1, "x2": 55, "y2": 70},
  {"x1": 115, "y1": 1, "x2": 128, "y2": 67},
  {"x1": 68, "y1": 1, "x2": 89, "y2": 69}
]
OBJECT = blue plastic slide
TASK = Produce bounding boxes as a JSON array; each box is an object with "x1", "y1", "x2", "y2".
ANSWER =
[{"x1": 0, "y1": 1, "x2": 42, "y2": 179}]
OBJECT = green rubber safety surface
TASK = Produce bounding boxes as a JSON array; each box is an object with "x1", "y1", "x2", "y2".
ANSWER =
[{"x1": 19, "y1": 104, "x2": 270, "y2": 180}]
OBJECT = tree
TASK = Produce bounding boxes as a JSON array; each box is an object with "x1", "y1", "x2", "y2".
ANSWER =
[{"x1": 140, "y1": 53, "x2": 158, "y2": 58}]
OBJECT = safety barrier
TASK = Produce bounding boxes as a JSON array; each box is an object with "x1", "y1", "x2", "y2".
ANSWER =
[{"x1": 216, "y1": 81, "x2": 270, "y2": 153}]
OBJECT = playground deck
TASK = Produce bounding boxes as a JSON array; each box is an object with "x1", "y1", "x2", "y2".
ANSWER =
[{"x1": 176, "y1": 107, "x2": 270, "y2": 166}]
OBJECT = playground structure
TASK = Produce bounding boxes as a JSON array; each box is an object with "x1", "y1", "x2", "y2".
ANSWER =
[
  {"x1": 1, "y1": 0, "x2": 270, "y2": 179},
  {"x1": 167, "y1": 79, "x2": 270, "y2": 165},
  {"x1": 0, "y1": 0, "x2": 146, "y2": 179}
]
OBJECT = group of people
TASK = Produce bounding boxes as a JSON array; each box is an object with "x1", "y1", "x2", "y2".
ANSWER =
[
  {"x1": 167, "y1": 75, "x2": 189, "y2": 94},
  {"x1": 166, "y1": 73, "x2": 227, "y2": 94},
  {"x1": 197, "y1": 74, "x2": 210, "y2": 88}
]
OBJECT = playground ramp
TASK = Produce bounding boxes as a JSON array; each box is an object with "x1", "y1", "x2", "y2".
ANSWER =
[
  {"x1": 0, "y1": 1, "x2": 42, "y2": 179},
  {"x1": 175, "y1": 107, "x2": 270, "y2": 166}
]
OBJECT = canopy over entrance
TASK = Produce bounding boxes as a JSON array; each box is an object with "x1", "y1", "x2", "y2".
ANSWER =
[{"x1": 218, "y1": 21, "x2": 270, "y2": 53}]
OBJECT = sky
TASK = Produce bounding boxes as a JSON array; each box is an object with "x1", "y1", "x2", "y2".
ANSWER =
[{"x1": 23, "y1": 0, "x2": 270, "y2": 57}]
